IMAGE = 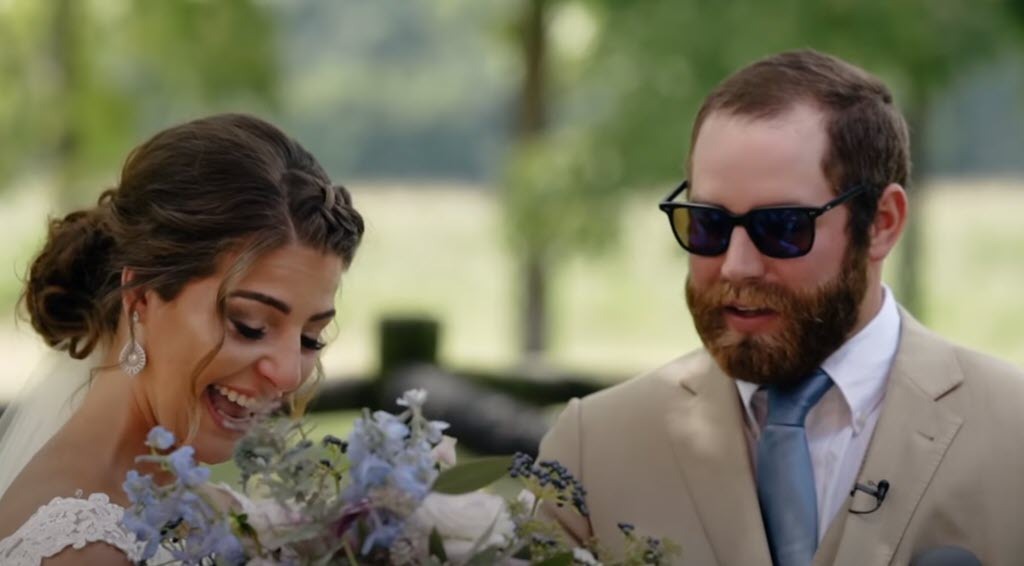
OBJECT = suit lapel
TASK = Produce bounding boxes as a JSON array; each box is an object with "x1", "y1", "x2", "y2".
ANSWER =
[
  {"x1": 665, "y1": 354, "x2": 773, "y2": 566},
  {"x1": 828, "y1": 310, "x2": 965, "y2": 566}
]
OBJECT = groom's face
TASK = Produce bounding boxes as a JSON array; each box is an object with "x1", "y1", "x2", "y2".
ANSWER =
[{"x1": 684, "y1": 104, "x2": 868, "y2": 385}]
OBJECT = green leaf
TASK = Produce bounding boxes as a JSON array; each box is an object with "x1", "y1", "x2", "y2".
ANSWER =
[
  {"x1": 535, "y1": 552, "x2": 574, "y2": 566},
  {"x1": 432, "y1": 455, "x2": 514, "y2": 495},
  {"x1": 428, "y1": 526, "x2": 448, "y2": 562}
]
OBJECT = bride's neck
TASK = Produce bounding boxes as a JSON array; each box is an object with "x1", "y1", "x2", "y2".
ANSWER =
[{"x1": 51, "y1": 368, "x2": 158, "y2": 498}]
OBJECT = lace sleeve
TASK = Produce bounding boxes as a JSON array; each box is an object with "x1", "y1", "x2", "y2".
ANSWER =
[{"x1": 0, "y1": 492, "x2": 145, "y2": 565}]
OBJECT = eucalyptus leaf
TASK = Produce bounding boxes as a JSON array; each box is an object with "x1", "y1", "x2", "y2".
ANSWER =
[{"x1": 432, "y1": 455, "x2": 514, "y2": 495}]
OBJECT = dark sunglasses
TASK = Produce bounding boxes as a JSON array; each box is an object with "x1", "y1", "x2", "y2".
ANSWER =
[{"x1": 658, "y1": 181, "x2": 868, "y2": 258}]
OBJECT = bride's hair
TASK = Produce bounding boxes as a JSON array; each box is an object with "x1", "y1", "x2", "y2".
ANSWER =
[{"x1": 21, "y1": 113, "x2": 364, "y2": 417}]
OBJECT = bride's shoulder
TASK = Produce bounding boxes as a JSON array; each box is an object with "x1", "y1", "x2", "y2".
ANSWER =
[{"x1": 0, "y1": 492, "x2": 141, "y2": 565}]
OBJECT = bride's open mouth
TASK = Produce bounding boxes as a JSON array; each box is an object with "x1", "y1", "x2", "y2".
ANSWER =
[{"x1": 203, "y1": 384, "x2": 279, "y2": 432}]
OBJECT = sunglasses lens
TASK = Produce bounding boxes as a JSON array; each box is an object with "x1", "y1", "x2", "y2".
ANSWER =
[
  {"x1": 672, "y1": 207, "x2": 732, "y2": 255},
  {"x1": 748, "y1": 208, "x2": 814, "y2": 258}
]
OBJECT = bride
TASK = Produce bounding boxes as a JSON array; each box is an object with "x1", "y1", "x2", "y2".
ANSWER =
[{"x1": 0, "y1": 114, "x2": 365, "y2": 565}]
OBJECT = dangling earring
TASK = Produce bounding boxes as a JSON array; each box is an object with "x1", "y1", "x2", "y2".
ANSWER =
[{"x1": 119, "y1": 311, "x2": 147, "y2": 377}]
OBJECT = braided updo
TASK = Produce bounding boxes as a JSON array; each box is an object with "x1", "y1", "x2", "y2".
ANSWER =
[{"x1": 23, "y1": 113, "x2": 365, "y2": 360}]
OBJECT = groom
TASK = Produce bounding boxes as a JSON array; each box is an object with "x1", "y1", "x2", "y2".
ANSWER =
[{"x1": 538, "y1": 49, "x2": 1024, "y2": 565}]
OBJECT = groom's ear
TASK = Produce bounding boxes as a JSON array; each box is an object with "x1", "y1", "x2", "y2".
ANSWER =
[{"x1": 120, "y1": 267, "x2": 148, "y2": 321}]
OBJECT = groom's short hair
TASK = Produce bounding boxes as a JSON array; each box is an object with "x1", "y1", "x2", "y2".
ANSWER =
[{"x1": 687, "y1": 49, "x2": 910, "y2": 249}]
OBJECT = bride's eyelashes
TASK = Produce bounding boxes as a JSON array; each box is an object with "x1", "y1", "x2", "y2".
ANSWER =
[
  {"x1": 230, "y1": 318, "x2": 326, "y2": 352},
  {"x1": 301, "y1": 336, "x2": 327, "y2": 351},
  {"x1": 231, "y1": 319, "x2": 266, "y2": 340}
]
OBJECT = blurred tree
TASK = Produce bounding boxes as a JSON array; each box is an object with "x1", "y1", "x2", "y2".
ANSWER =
[
  {"x1": 0, "y1": 0, "x2": 277, "y2": 209},
  {"x1": 513, "y1": 0, "x2": 550, "y2": 362},
  {"x1": 502, "y1": 0, "x2": 1024, "y2": 351},
  {"x1": 271, "y1": 0, "x2": 517, "y2": 181}
]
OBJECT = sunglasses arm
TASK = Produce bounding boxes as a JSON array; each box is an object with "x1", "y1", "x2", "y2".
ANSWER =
[{"x1": 660, "y1": 181, "x2": 689, "y2": 206}]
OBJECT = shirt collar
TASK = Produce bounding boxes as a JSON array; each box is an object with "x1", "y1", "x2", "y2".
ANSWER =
[{"x1": 735, "y1": 285, "x2": 901, "y2": 434}]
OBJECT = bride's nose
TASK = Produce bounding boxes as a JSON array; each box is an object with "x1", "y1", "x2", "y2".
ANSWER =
[{"x1": 255, "y1": 342, "x2": 303, "y2": 393}]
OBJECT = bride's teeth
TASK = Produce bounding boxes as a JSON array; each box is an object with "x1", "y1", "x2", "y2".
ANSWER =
[{"x1": 214, "y1": 385, "x2": 261, "y2": 410}]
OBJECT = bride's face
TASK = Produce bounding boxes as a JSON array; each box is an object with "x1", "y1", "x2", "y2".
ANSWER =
[{"x1": 134, "y1": 243, "x2": 343, "y2": 463}]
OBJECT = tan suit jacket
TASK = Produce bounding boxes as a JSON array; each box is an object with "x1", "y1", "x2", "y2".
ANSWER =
[{"x1": 538, "y1": 311, "x2": 1024, "y2": 565}]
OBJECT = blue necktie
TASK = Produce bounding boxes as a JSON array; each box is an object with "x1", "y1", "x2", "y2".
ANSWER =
[{"x1": 756, "y1": 369, "x2": 833, "y2": 566}]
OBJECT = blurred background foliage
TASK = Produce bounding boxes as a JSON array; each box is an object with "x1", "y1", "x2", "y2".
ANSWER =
[{"x1": 2, "y1": 0, "x2": 1024, "y2": 403}]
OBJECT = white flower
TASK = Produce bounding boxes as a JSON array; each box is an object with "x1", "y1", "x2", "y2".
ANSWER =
[
  {"x1": 410, "y1": 491, "x2": 515, "y2": 560},
  {"x1": 397, "y1": 388, "x2": 428, "y2": 408},
  {"x1": 211, "y1": 483, "x2": 305, "y2": 550},
  {"x1": 432, "y1": 435, "x2": 458, "y2": 470},
  {"x1": 516, "y1": 488, "x2": 537, "y2": 508},
  {"x1": 573, "y1": 547, "x2": 603, "y2": 565}
]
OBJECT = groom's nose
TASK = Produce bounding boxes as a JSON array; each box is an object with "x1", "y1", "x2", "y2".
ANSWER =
[{"x1": 720, "y1": 227, "x2": 766, "y2": 281}]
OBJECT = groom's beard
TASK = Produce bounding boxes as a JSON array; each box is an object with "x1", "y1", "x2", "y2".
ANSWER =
[{"x1": 685, "y1": 244, "x2": 868, "y2": 386}]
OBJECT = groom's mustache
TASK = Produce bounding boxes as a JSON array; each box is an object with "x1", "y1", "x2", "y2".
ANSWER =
[{"x1": 688, "y1": 279, "x2": 801, "y2": 318}]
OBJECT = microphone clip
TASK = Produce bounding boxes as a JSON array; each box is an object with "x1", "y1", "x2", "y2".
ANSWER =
[{"x1": 849, "y1": 479, "x2": 889, "y2": 515}]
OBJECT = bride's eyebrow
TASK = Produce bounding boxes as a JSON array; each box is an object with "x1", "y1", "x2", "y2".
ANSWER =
[
  {"x1": 309, "y1": 309, "x2": 336, "y2": 323},
  {"x1": 230, "y1": 290, "x2": 290, "y2": 314},
  {"x1": 229, "y1": 290, "x2": 335, "y2": 322}
]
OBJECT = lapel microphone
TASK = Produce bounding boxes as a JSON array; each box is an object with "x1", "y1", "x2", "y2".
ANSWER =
[{"x1": 849, "y1": 479, "x2": 889, "y2": 514}]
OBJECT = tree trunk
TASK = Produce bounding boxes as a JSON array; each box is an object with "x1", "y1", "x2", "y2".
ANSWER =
[
  {"x1": 896, "y1": 95, "x2": 929, "y2": 319},
  {"x1": 517, "y1": 0, "x2": 549, "y2": 362},
  {"x1": 52, "y1": 0, "x2": 80, "y2": 211},
  {"x1": 522, "y1": 252, "x2": 548, "y2": 357}
]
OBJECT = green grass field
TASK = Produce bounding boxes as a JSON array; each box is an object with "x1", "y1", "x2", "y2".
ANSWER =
[
  {"x1": 314, "y1": 179, "x2": 1024, "y2": 375},
  {"x1": 2, "y1": 178, "x2": 1023, "y2": 401}
]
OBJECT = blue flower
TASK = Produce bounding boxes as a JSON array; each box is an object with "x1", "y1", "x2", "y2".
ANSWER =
[
  {"x1": 167, "y1": 446, "x2": 211, "y2": 487},
  {"x1": 208, "y1": 523, "x2": 246, "y2": 565},
  {"x1": 172, "y1": 520, "x2": 245, "y2": 565},
  {"x1": 390, "y1": 462, "x2": 432, "y2": 500},
  {"x1": 424, "y1": 420, "x2": 449, "y2": 445},
  {"x1": 122, "y1": 470, "x2": 157, "y2": 507},
  {"x1": 145, "y1": 426, "x2": 176, "y2": 450},
  {"x1": 371, "y1": 411, "x2": 410, "y2": 453},
  {"x1": 140, "y1": 498, "x2": 179, "y2": 530},
  {"x1": 360, "y1": 512, "x2": 404, "y2": 555},
  {"x1": 346, "y1": 419, "x2": 371, "y2": 462},
  {"x1": 351, "y1": 454, "x2": 393, "y2": 491},
  {"x1": 121, "y1": 511, "x2": 162, "y2": 560},
  {"x1": 172, "y1": 490, "x2": 212, "y2": 529}
]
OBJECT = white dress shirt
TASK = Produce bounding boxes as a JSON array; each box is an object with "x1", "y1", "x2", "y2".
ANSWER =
[{"x1": 735, "y1": 286, "x2": 901, "y2": 540}]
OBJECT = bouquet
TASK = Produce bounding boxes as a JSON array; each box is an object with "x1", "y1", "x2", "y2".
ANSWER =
[{"x1": 122, "y1": 389, "x2": 679, "y2": 565}]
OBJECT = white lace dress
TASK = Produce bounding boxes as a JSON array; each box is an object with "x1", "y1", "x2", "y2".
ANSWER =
[{"x1": 0, "y1": 492, "x2": 171, "y2": 565}]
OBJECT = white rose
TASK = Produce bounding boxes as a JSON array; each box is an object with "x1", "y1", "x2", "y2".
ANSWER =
[
  {"x1": 573, "y1": 547, "x2": 602, "y2": 565},
  {"x1": 211, "y1": 483, "x2": 305, "y2": 550},
  {"x1": 411, "y1": 490, "x2": 515, "y2": 560}
]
